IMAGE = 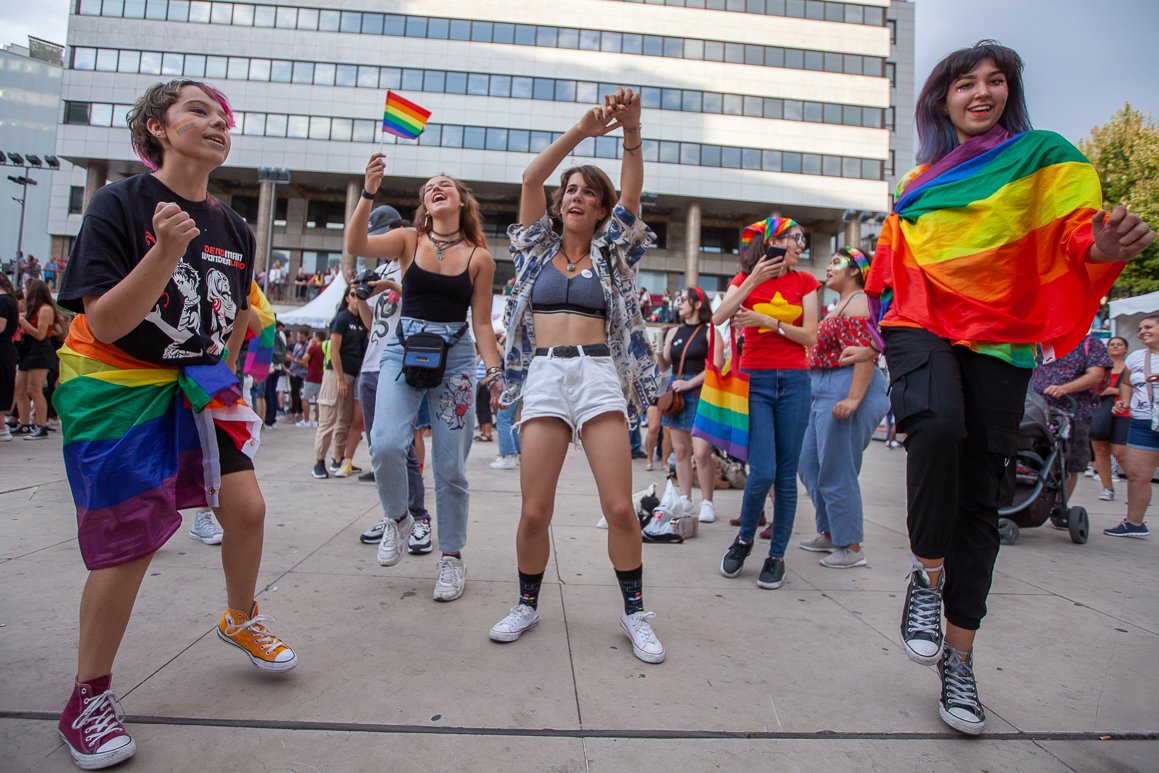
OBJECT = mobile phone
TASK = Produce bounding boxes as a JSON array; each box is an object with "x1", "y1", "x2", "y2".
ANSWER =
[{"x1": 763, "y1": 245, "x2": 787, "y2": 262}]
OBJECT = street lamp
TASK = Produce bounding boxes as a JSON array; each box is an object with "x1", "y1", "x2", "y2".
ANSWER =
[
  {"x1": 5, "y1": 150, "x2": 62, "y2": 287},
  {"x1": 256, "y1": 166, "x2": 290, "y2": 295}
]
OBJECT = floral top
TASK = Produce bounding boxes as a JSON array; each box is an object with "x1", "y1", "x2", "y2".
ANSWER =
[
  {"x1": 501, "y1": 204, "x2": 660, "y2": 418},
  {"x1": 809, "y1": 315, "x2": 874, "y2": 369}
]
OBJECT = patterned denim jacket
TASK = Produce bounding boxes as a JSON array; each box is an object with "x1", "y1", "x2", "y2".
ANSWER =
[{"x1": 501, "y1": 204, "x2": 661, "y2": 419}]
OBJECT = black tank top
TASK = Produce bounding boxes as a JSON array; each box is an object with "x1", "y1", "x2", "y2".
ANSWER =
[
  {"x1": 400, "y1": 245, "x2": 477, "y2": 323},
  {"x1": 670, "y1": 323, "x2": 708, "y2": 378}
]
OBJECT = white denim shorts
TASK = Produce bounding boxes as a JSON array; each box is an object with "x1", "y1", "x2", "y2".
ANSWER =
[{"x1": 520, "y1": 347, "x2": 627, "y2": 442}]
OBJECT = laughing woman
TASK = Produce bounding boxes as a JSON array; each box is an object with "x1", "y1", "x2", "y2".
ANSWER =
[
  {"x1": 490, "y1": 90, "x2": 665, "y2": 664},
  {"x1": 345, "y1": 156, "x2": 503, "y2": 604},
  {"x1": 842, "y1": 41, "x2": 1154, "y2": 735}
]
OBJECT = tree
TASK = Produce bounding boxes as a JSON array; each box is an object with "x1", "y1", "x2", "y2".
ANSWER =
[{"x1": 1078, "y1": 104, "x2": 1159, "y2": 296}]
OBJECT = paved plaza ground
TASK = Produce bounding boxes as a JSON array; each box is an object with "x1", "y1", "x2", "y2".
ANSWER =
[{"x1": 2, "y1": 421, "x2": 1157, "y2": 772}]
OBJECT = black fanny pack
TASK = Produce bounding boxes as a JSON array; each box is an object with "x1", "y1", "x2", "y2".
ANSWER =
[{"x1": 397, "y1": 324, "x2": 468, "y2": 389}]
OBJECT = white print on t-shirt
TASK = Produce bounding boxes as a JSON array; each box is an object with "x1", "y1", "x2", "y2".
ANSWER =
[
  {"x1": 148, "y1": 259, "x2": 201, "y2": 359},
  {"x1": 205, "y1": 268, "x2": 236, "y2": 356}
]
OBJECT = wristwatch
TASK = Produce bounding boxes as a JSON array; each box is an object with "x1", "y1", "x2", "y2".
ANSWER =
[{"x1": 360, "y1": 188, "x2": 376, "y2": 200}]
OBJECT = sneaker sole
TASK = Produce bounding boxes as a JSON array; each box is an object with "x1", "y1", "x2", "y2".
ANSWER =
[
  {"x1": 719, "y1": 561, "x2": 744, "y2": 578},
  {"x1": 359, "y1": 532, "x2": 384, "y2": 544},
  {"x1": 756, "y1": 577, "x2": 784, "y2": 589},
  {"x1": 799, "y1": 544, "x2": 837, "y2": 553},
  {"x1": 938, "y1": 706, "x2": 986, "y2": 735},
  {"x1": 216, "y1": 628, "x2": 298, "y2": 672},
  {"x1": 1103, "y1": 531, "x2": 1149, "y2": 538},
  {"x1": 820, "y1": 557, "x2": 867, "y2": 568},
  {"x1": 311, "y1": 472, "x2": 328, "y2": 479},
  {"x1": 433, "y1": 585, "x2": 465, "y2": 602},
  {"x1": 619, "y1": 620, "x2": 666, "y2": 664},
  {"x1": 408, "y1": 543, "x2": 434, "y2": 554},
  {"x1": 59, "y1": 731, "x2": 137, "y2": 770},
  {"x1": 489, "y1": 618, "x2": 538, "y2": 642},
  {"x1": 189, "y1": 532, "x2": 223, "y2": 546},
  {"x1": 900, "y1": 632, "x2": 943, "y2": 665}
]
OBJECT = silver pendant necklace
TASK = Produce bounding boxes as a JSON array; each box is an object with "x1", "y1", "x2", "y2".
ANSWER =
[
  {"x1": 562, "y1": 248, "x2": 584, "y2": 272},
  {"x1": 428, "y1": 231, "x2": 463, "y2": 261}
]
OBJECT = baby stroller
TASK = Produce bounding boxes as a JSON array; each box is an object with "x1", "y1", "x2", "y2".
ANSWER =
[{"x1": 997, "y1": 392, "x2": 1089, "y2": 545}]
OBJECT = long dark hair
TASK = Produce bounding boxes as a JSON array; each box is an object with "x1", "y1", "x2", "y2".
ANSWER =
[
  {"x1": 23, "y1": 279, "x2": 56, "y2": 324},
  {"x1": 0, "y1": 272, "x2": 14, "y2": 296},
  {"x1": 915, "y1": 40, "x2": 1031, "y2": 165},
  {"x1": 683, "y1": 286, "x2": 713, "y2": 324}
]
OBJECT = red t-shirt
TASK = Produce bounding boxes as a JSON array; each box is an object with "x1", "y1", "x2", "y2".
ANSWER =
[
  {"x1": 730, "y1": 270, "x2": 821, "y2": 370},
  {"x1": 305, "y1": 341, "x2": 324, "y2": 384}
]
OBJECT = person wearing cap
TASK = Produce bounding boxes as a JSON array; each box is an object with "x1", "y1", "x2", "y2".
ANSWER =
[
  {"x1": 352, "y1": 206, "x2": 434, "y2": 553},
  {"x1": 797, "y1": 247, "x2": 889, "y2": 569},
  {"x1": 714, "y1": 216, "x2": 820, "y2": 591}
]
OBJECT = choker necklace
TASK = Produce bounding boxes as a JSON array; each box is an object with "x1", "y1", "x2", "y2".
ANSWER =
[
  {"x1": 430, "y1": 227, "x2": 461, "y2": 239},
  {"x1": 428, "y1": 232, "x2": 464, "y2": 261}
]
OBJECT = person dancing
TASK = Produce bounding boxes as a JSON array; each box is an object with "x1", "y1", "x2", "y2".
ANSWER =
[
  {"x1": 489, "y1": 90, "x2": 665, "y2": 663},
  {"x1": 345, "y1": 156, "x2": 502, "y2": 602},
  {"x1": 843, "y1": 42, "x2": 1154, "y2": 734}
]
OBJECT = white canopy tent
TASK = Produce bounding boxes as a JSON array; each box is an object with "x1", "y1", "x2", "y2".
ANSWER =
[
  {"x1": 1110, "y1": 290, "x2": 1159, "y2": 352},
  {"x1": 273, "y1": 274, "x2": 347, "y2": 330}
]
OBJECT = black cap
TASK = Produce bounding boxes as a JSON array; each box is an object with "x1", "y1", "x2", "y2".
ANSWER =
[{"x1": 368, "y1": 205, "x2": 402, "y2": 236}]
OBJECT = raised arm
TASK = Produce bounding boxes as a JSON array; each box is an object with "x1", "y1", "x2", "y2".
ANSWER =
[
  {"x1": 345, "y1": 154, "x2": 412, "y2": 261},
  {"x1": 609, "y1": 88, "x2": 643, "y2": 213},
  {"x1": 520, "y1": 102, "x2": 627, "y2": 228},
  {"x1": 1088, "y1": 205, "x2": 1156, "y2": 263}
]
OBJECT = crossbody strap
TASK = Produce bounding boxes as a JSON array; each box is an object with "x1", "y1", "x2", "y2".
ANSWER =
[{"x1": 675, "y1": 324, "x2": 705, "y2": 379}]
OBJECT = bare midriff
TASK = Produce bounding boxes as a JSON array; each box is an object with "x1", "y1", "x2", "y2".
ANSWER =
[{"x1": 531, "y1": 312, "x2": 607, "y2": 349}]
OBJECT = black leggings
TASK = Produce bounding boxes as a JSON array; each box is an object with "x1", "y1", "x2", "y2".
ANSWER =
[{"x1": 884, "y1": 327, "x2": 1031, "y2": 631}]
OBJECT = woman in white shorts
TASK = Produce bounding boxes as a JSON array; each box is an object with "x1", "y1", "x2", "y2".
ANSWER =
[{"x1": 491, "y1": 90, "x2": 665, "y2": 664}]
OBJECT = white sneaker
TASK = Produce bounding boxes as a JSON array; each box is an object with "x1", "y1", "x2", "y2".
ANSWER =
[
  {"x1": 620, "y1": 610, "x2": 665, "y2": 664},
  {"x1": 1098, "y1": 488, "x2": 1114, "y2": 501},
  {"x1": 489, "y1": 604, "x2": 540, "y2": 642},
  {"x1": 0, "y1": 425, "x2": 11, "y2": 441},
  {"x1": 188, "y1": 511, "x2": 224, "y2": 545},
  {"x1": 489, "y1": 454, "x2": 519, "y2": 470},
  {"x1": 408, "y1": 520, "x2": 433, "y2": 554},
  {"x1": 376, "y1": 514, "x2": 414, "y2": 566},
  {"x1": 310, "y1": 420, "x2": 319, "y2": 428},
  {"x1": 677, "y1": 495, "x2": 694, "y2": 517},
  {"x1": 698, "y1": 500, "x2": 716, "y2": 523},
  {"x1": 433, "y1": 555, "x2": 466, "y2": 601},
  {"x1": 295, "y1": 419, "x2": 310, "y2": 428}
]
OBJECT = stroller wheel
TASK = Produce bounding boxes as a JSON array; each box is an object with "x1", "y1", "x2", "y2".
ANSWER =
[
  {"x1": 1067, "y1": 506, "x2": 1089, "y2": 544},
  {"x1": 997, "y1": 518, "x2": 1020, "y2": 546}
]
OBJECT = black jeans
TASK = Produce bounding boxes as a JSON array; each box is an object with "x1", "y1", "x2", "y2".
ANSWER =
[{"x1": 884, "y1": 328, "x2": 1031, "y2": 631}]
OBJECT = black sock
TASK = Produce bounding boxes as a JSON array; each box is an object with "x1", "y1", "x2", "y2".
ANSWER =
[
  {"x1": 615, "y1": 565, "x2": 644, "y2": 616},
  {"x1": 518, "y1": 571, "x2": 544, "y2": 609}
]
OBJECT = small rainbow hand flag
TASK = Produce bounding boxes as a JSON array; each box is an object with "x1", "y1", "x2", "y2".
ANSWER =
[{"x1": 382, "y1": 91, "x2": 430, "y2": 140}]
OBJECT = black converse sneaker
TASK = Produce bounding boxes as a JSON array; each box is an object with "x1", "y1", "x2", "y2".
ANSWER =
[
  {"x1": 938, "y1": 644, "x2": 986, "y2": 735},
  {"x1": 900, "y1": 566, "x2": 944, "y2": 665},
  {"x1": 756, "y1": 556, "x2": 786, "y2": 589},
  {"x1": 720, "y1": 538, "x2": 753, "y2": 578}
]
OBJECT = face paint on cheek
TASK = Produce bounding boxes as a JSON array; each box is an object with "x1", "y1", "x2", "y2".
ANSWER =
[{"x1": 174, "y1": 119, "x2": 197, "y2": 135}]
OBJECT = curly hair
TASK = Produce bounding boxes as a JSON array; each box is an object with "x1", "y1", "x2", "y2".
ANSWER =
[
  {"x1": 550, "y1": 165, "x2": 618, "y2": 233},
  {"x1": 915, "y1": 40, "x2": 1031, "y2": 165},
  {"x1": 126, "y1": 79, "x2": 235, "y2": 171},
  {"x1": 413, "y1": 175, "x2": 488, "y2": 250}
]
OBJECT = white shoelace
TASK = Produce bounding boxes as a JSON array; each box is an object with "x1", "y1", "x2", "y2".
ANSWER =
[
  {"x1": 437, "y1": 557, "x2": 463, "y2": 588},
  {"x1": 223, "y1": 614, "x2": 284, "y2": 656},
  {"x1": 626, "y1": 611, "x2": 660, "y2": 647},
  {"x1": 71, "y1": 689, "x2": 126, "y2": 747},
  {"x1": 942, "y1": 654, "x2": 981, "y2": 710},
  {"x1": 412, "y1": 522, "x2": 431, "y2": 540},
  {"x1": 501, "y1": 605, "x2": 537, "y2": 626},
  {"x1": 905, "y1": 576, "x2": 942, "y2": 638}
]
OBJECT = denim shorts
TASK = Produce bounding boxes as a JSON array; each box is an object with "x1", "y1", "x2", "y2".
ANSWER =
[
  {"x1": 1126, "y1": 418, "x2": 1159, "y2": 451},
  {"x1": 520, "y1": 349, "x2": 627, "y2": 441}
]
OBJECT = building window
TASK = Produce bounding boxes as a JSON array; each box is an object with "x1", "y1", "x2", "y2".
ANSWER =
[
  {"x1": 306, "y1": 199, "x2": 346, "y2": 230},
  {"x1": 68, "y1": 186, "x2": 85, "y2": 214}
]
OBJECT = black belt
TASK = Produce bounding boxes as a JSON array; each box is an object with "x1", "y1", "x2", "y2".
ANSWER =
[{"x1": 534, "y1": 344, "x2": 611, "y2": 358}]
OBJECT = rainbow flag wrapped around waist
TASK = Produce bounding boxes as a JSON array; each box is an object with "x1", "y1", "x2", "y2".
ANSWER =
[
  {"x1": 866, "y1": 127, "x2": 1122, "y2": 360},
  {"x1": 691, "y1": 327, "x2": 750, "y2": 461},
  {"x1": 57, "y1": 316, "x2": 261, "y2": 570}
]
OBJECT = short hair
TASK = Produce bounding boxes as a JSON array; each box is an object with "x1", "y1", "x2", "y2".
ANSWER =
[
  {"x1": 915, "y1": 41, "x2": 1031, "y2": 165},
  {"x1": 126, "y1": 79, "x2": 235, "y2": 171},
  {"x1": 549, "y1": 165, "x2": 618, "y2": 233},
  {"x1": 414, "y1": 175, "x2": 488, "y2": 250}
]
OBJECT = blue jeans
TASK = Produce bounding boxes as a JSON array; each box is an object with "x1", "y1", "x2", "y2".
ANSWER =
[
  {"x1": 737, "y1": 369, "x2": 812, "y2": 557},
  {"x1": 496, "y1": 398, "x2": 522, "y2": 457},
  {"x1": 370, "y1": 319, "x2": 476, "y2": 553},
  {"x1": 358, "y1": 370, "x2": 430, "y2": 521},
  {"x1": 798, "y1": 368, "x2": 890, "y2": 547}
]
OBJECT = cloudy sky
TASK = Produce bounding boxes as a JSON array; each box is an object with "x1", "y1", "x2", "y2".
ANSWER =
[{"x1": 3, "y1": 0, "x2": 1156, "y2": 146}]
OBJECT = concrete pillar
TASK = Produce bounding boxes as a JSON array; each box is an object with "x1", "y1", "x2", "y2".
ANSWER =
[
  {"x1": 254, "y1": 180, "x2": 274, "y2": 280},
  {"x1": 844, "y1": 218, "x2": 860, "y2": 250},
  {"x1": 684, "y1": 202, "x2": 701, "y2": 288},
  {"x1": 342, "y1": 178, "x2": 361, "y2": 274},
  {"x1": 81, "y1": 161, "x2": 108, "y2": 214}
]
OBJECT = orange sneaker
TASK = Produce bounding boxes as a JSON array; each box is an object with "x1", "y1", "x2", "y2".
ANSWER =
[{"x1": 217, "y1": 603, "x2": 298, "y2": 673}]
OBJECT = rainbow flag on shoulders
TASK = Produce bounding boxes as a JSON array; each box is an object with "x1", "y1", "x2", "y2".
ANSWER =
[
  {"x1": 692, "y1": 327, "x2": 750, "y2": 461},
  {"x1": 382, "y1": 90, "x2": 430, "y2": 140},
  {"x1": 865, "y1": 126, "x2": 1121, "y2": 359}
]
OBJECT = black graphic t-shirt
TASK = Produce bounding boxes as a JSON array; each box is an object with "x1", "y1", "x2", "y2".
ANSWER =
[
  {"x1": 328, "y1": 309, "x2": 367, "y2": 375},
  {"x1": 58, "y1": 174, "x2": 255, "y2": 366}
]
